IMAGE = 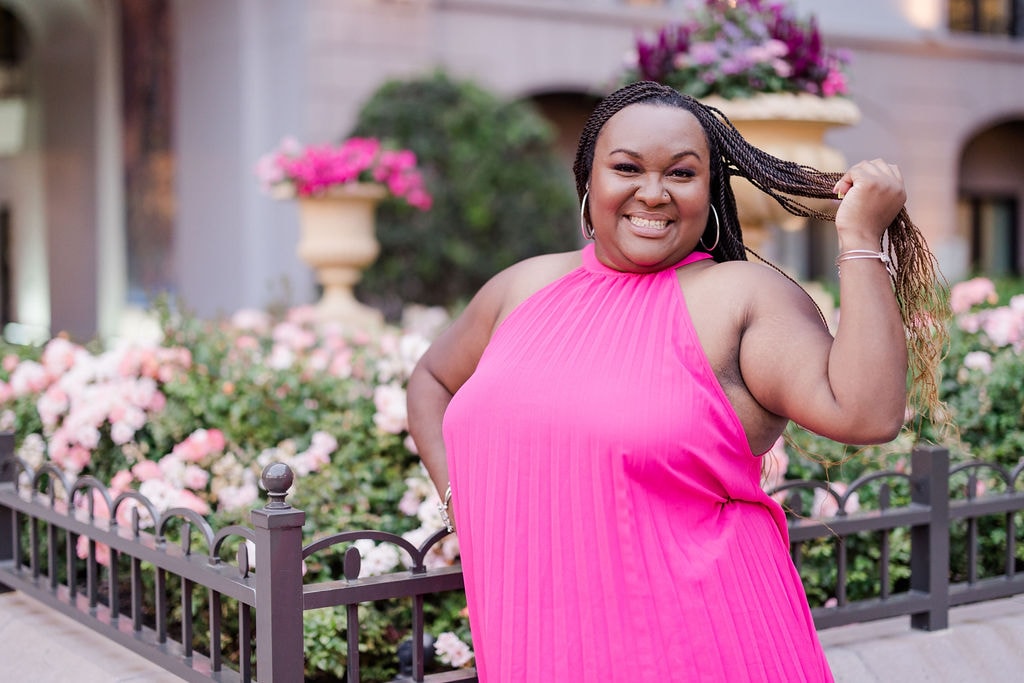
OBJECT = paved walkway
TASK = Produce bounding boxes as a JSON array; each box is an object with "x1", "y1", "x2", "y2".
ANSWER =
[{"x1": 2, "y1": 588, "x2": 1024, "y2": 681}]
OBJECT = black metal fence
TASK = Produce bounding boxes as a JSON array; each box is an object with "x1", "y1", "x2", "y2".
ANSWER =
[
  {"x1": 770, "y1": 444, "x2": 1024, "y2": 630},
  {"x1": 2, "y1": 437, "x2": 1024, "y2": 681}
]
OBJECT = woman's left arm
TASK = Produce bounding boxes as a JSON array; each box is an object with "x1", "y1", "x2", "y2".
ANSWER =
[{"x1": 740, "y1": 159, "x2": 909, "y2": 444}]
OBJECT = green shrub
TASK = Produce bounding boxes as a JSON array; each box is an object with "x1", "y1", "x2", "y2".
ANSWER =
[{"x1": 349, "y1": 70, "x2": 579, "y2": 318}]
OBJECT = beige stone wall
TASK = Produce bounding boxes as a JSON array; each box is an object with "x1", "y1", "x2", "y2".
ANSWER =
[
  {"x1": 5, "y1": 0, "x2": 1023, "y2": 335},
  {"x1": 299, "y1": 0, "x2": 1024, "y2": 283}
]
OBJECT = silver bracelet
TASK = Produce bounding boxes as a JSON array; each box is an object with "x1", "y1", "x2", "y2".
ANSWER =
[
  {"x1": 835, "y1": 249, "x2": 895, "y2": 278},
  {"x1": 437, "y1": 483, "x2": 454, "y2": 533}
]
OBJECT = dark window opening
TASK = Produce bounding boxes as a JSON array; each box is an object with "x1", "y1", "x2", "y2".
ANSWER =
[
  {"x1": 949, "y1": 0, "x2": 1024, "y2": 38},
  {"x1": 0, "y1": 205, "x2": 11, "y2": 326},
  {"x1": 961, "y1": 195, "x2": 1020, "y2": 276}
]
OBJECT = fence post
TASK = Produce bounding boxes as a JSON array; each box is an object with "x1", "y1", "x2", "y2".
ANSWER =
[
  {"x1": 909, "y1": 444, "x2": 950, "y2": 631},
  {"x1": 0, "y1": 432, "x2": 14, "y2": 593},
  {"x1": 251, "y1": 463, "x2": 306, "y2": 681}
]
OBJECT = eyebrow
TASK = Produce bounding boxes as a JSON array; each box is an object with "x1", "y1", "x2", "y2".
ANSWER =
[{"x1": 608, "y1": 148, "x2": 703, "y2": 162}]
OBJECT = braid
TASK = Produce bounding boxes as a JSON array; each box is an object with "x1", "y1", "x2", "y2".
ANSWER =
[{"x1": 574, "y1": 80, "x2": 950, "y2": 419}]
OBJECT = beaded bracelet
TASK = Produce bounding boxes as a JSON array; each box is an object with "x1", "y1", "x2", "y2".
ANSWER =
[
  {"x1": 835, "y1": 249, "x2": 895, "y2": 278},
  {"x1": 437, "y1": 483, "x2": 454, "y2": 533}
]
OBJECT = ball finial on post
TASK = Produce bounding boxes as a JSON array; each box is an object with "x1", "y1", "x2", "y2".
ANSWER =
[{"x1": 261, "y1": 462, "x2": 294, "y2": 509}]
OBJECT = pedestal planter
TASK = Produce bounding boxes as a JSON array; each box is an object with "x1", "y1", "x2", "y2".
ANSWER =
[
  {"x1": 702, "y1": 93, "x2": 861, "y2": 250},
  {"x1": 295, "y1": 183, "x2": 387, "y2": 330}
]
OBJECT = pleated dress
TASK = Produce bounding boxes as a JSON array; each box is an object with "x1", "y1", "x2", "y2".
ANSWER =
[{"x1": 442, "y1": 243, "x2": 833, "y2": 682}]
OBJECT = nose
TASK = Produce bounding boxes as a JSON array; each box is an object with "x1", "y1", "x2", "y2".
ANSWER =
[{"x1": 635, "y1": 174, "x2": 668, "y2": 205}]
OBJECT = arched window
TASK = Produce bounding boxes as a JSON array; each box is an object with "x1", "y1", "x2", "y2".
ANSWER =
[{"x1": 958, "y1": 120, "x2": 1024, "y2": 277}]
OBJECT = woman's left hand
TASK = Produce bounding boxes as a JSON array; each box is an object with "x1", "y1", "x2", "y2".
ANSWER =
[{"x1": 832, "y1": 159, "x2": 907, "y2": 248}]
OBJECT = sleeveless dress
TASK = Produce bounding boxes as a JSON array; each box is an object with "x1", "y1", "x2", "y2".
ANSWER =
[{"x1": 442, "y1": 244, "x2": 833, "y2": 682}]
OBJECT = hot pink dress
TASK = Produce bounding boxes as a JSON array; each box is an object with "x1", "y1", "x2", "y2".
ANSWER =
[{"x1": 442, "y1": 244, "x2": 833, "y2": 682}]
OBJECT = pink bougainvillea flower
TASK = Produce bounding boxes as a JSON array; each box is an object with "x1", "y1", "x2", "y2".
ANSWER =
[{"x1": 256, "y1": 136, "x2": 432, "y2": 209}]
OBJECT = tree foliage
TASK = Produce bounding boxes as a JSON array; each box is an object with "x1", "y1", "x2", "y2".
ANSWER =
[{"x1": 350, "y1": 70, "x2": 579, "y2": 318}]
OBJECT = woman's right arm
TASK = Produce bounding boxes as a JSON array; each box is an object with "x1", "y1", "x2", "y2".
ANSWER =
[{"x1": 406, "y1": 272, "x2": 508, "y2": 498}]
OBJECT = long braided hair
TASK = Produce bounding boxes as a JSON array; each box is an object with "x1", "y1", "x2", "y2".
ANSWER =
[{"x1": 573, "y1": 80, "x2": 949, "y2": 420}]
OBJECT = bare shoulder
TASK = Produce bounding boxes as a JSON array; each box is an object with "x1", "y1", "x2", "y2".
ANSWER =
[
  {"x1": 421, "y1": 250, "x2": 583, "y2": 387},
  {"x1": 501, "y1": 250, "x2": 582, "y2": 281},
  {"x1": 493, "y1": 250, "x2": 583, "y2": 324},
  {"x1": 688, "y1": 258, "x2": 824, "y2": 318}
]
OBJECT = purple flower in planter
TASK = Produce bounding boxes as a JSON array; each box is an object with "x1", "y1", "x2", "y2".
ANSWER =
[{"x1": 621, "y1": 0, "x2": 850, "y2": 100}]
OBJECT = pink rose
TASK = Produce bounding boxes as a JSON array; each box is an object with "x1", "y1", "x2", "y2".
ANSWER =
[
  {"x1": 173, "y1": 489, "x2": 210, "y2": 516},
  {"x1": 981, "y1": 307, "x2": 1024, "y2": 347},
  {"x1": 217, "y1": 482, "x2": 260, "y2": 513},
  {"x1": 77, "y1": 536, "x2": 113, "y2": 567},
  {"x1": 433, "y1": 632, "x2": 474, "y2": 668},
  {"x1": 64, "y1": 445, "x2": 92, "y2": 473},
  {"x1": 132, "y1": 459, "x2": 163, "y2": 481},
  {"x1": 950, "y1": 277, "x2": 998, "y2": 314},
  {"x1": 41, "y1": 337, "x2": 80, "y2": 375},
  {"x1": 10, "y1": 361, "x2": 49, "y2": 397},
  {"x1": 172, "y1": 439, "x2": 203, "y2": 462},
  {"x1": 963, "y1": 351, "x2": 993, "y2": 374},
  {"x1": 373, "y1": 383, "x2": 408, "y2": 434},
  {"x1": 230, "y1": 308, "x2": 272, "y2": 334},
  {"x1": 148, "y1": 390, "x2": 166, "y2": 412},
  {"x1": 205, "y1": 428, "x2": 226, "y2": 453},
  {"x1": 110, "y1": 469, "x2": 134, "y2": 493},
  {"x1": 182, "y1": 464, "x2": 210, "y2": 490},
  {"x1": 110, "y1": 421, "x2": 136, "y2": 445}
]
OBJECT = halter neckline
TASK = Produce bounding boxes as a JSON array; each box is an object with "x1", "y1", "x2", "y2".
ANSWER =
[{"x1": 581, "y1": 243, "x2": 713, "y2": 276}]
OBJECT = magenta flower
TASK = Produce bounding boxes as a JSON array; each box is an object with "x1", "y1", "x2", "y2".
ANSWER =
[{"x1": 256, "y1": 136, "x2": 432, "y2": 210}]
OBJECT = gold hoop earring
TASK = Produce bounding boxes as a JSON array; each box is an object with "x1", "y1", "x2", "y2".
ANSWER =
[
  {"x1": 700, "y1": 204, "x2": 720, "y2": 252},
  {"x1": 580, "y1": 189, "x2": 594, "y2": 240}
]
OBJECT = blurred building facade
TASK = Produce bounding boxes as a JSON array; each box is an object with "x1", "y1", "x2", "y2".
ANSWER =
[{"x1": 0, "y1": 0, "x2": 1021, "y2": 342}]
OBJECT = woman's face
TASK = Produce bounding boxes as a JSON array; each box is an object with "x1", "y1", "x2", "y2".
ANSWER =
[{"x1": 587, "y1": 103, "x2": 712, "y2": 273}]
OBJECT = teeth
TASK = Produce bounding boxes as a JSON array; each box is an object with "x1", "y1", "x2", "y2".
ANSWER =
[{"x1": 630, "y1": 216, "x2": 669, "y2": 229}]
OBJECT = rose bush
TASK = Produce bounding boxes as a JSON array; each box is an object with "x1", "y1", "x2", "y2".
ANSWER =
[{"x1": 0, "y1": 299, "x2": 471, "y2": 680}]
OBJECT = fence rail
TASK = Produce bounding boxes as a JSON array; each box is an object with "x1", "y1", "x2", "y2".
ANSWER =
[{"x1": 3, "y1": 438, "x2": 1024, "y2": 681}]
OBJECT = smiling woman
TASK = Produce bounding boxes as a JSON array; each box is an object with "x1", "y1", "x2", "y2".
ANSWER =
[
  {"x1": 585, "y1": 104, "x2": 713, "y2": 272},
  {"x1": 406, "y1": 80, "x2": 949, "y2": 682}
]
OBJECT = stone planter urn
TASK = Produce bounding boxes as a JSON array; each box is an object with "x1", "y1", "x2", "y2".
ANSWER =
[
  {"x1": 295, "y1": 183, "x2": 387, "y2": 330},
  {"x1": 701, "y1": 93, "x2": 861, "y2": 250}
]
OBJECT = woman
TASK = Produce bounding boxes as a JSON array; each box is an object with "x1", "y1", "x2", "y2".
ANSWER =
[{"x1": 407, "y1": 81, "x2": 946, "y2": 681}]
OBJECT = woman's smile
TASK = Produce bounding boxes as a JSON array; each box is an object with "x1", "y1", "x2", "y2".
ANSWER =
[{"x1": 626, "y1": 214, "x2": 672, "y2": 236}]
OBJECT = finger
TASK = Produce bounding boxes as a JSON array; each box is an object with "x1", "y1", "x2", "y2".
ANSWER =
[{"x1": 833, "y1": 177, "x2": 853, "y2": 198}]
